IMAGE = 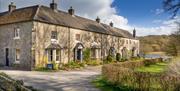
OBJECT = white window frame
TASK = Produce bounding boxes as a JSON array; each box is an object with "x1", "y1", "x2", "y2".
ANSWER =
[
  {"x1": 14, "y1": 28, "x2": 20, "y2": 39},
  {"x1": 15, "y1": 49, "x2": 20, "y2": 63}
]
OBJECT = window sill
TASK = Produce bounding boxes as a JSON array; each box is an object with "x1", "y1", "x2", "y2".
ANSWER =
[
  {"x1": 14, "y1": 37, "x2": 20, "y2": 40},
  {"x1": 14, "y1": 61, "x2": 20, "y2": 64},
  {"x1": 55, "y1": 61, "x2": 60, "y2": 64}
]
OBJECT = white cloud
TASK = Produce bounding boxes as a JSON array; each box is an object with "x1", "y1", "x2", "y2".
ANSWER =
[
  {"x1": 155, "y1": 8, "x2": 164, "y2": 15},
  {"x1": 0, "y1": 0, "x2": 179, "y2": 36}
]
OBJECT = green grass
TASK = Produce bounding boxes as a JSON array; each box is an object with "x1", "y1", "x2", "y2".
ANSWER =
[
  {"x1": 135, "y1": 62, "x2": 168, "y2": 73},
  {"x1": 92, "y1": 76, "x2": 135, "y2": 91}
]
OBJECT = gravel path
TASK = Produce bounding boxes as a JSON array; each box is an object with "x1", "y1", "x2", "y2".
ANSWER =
[{"x1": 0, "y1": 66, "x2": 101, "y2": 91}]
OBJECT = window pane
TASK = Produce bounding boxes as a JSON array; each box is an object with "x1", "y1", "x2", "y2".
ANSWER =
[
  {"x1": 51, "y1": 31, "x2": 57, "y2": 39},
  {"x1": 16, "y1": 49, "x2": 20, "y2": 61},
  {"x1": 56, "y1": 50, "x2": 60, "y2": 61}
]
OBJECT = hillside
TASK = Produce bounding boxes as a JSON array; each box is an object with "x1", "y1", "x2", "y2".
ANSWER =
[{"x1": 138, "y1": 35, "x2": 171, "y2": 54}]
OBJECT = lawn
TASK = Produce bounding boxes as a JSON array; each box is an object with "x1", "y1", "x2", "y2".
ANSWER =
[
  {"x1": 135, "y1": 62, "x2": 168, "y2": 73},
  {"x1": 92, "y1": 76, "x2": 134, "y2": 91}
]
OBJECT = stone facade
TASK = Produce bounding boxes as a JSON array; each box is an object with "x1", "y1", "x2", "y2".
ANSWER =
[
  {"x1": 0, "y1": 21, "x2": 139, "y2": 70},
  {"x1": 0, "y1": 22, "x2": 33, "y2": 70},
  {"x1": 0, "y1": 3, "x2": 139, "y2": 70}
]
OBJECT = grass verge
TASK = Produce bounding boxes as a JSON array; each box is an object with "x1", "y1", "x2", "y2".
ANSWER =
[
  {"x1": 92, "y1": 76, "x2": 135, "y2": 91},
  {"x1": 135, "y1": 62, "x2": 168, "y2": 73}
]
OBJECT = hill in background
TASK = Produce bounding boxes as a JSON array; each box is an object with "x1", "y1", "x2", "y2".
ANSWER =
[{"x1": 138, "y1": 35, "x2": 171, "y2": 54}]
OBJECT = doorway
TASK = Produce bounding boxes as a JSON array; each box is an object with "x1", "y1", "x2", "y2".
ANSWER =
[
  {"x1": 77, "y1": 49, "x2": 82, "y2": 60},
  {"x1": 5, "y1": 48, "x2": 9, "y2": 66}
]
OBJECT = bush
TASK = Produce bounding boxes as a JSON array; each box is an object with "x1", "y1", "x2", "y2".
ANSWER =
[
  {"x1": 116, "y1": 53, "x2": 121, "y2": 62},
  {"x1": 60, "y1": 61, "x2": 85, "y2": 70},
  {"x1": 85, "y1": 60, "x2": 102, "y2": 66},
  {"x1": 104, "y1": 55, "x2": 115, "y2": 64},
  {"x1": 52, "y1": 61, "x2": 59, "y2": 70},
  {"x1": 83, "y1": 48, "x2": 91, "y2": 61}
]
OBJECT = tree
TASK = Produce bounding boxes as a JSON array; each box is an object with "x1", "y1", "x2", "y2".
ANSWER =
[
  {"x1": 163, "y1": 0, "x2": 180, "y2": 18},
  {"x1": 165, "y1": 22, "x2": 180, "y2": 56}
]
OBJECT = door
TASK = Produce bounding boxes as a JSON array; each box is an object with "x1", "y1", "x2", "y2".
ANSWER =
[
  {"x1": 5, "y1": 48, "x2": 9, "y2": 66},
  {"x1": 77, "y1": 49, "x2": 82, "y2": 60}
]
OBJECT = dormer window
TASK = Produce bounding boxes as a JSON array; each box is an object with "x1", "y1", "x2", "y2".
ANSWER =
[
  {"x1": 51, "y1": 31, "x2": 57, "y2": 40},
  {"x1": 14, "y1": 28, "x2": 20, "y2": 39}
]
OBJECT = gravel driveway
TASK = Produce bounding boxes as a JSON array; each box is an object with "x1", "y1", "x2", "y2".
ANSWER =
[{"x1": 0, "y1": 66, "x2": 101, "y2": 91}]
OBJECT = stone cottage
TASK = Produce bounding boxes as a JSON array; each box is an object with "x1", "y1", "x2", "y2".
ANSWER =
[{"x1": 0, "y1": 1, "x2": 139, "y2": 70}]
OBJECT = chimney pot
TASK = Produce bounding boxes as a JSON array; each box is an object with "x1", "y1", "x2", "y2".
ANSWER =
[
  {"x1": 50, "y1": 0, "x2": 57, "y2": 10},
  {"x1": 8, "y1": 2, "x2": 16, "y2": 12},
  {"x1": 96, "y1": 16, "x2": 100, "y2": 23},
  {"x1": 110, "y1": 22, "x2": 113, "y2": 27},
  {"x1": 133, "y1": 28, "x2": 136, "y2": 38},
  {"x1": 68, "y1": 6, "x2": 75, "y2": 15}
]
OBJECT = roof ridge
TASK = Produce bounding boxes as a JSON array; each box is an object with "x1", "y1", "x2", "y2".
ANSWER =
[{"x1": 32, "y1": 5, "x2": 41, "y2": 20}]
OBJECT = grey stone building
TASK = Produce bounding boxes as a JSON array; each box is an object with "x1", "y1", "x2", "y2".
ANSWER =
[{"x1": 0, "y1": 2, "x2": 139, "y2": 70}]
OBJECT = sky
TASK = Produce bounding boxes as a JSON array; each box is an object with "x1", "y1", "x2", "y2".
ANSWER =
[{"x1": 0, "y1": 0, "x2": 179, "y2": 36}]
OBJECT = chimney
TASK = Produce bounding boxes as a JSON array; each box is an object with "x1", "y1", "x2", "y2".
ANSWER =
[
  {"x1": 133, "y1": 28, "x2": 136, "y2": 38},
  {"x1": 50, "y1": 0, "x2": 57, "y2": 10},
  {"x1": 110, "y1": 22, "x2": 113, "y2": 27},
  {"x1": 68, "y1": 6, "x2": 75, "y2": 15},
  {"x1": 96, "y1": 16, "x2": 100, "y2": 23},
  {"x1": 8, "y1": 2, "x2": 16, "y2": 12}
]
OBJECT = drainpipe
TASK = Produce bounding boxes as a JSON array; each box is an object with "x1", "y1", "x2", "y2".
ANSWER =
[{"x1": 68, "y1": 27, "x2": 71, "y2": 63}]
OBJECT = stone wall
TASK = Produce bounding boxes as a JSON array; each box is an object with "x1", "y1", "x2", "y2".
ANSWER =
[
  {"x1": 0, "y1": 22, "x2": 33, "y2": 70},
  {"x1": 0, "y1": 21, "x2": 139, "y2": 69}
]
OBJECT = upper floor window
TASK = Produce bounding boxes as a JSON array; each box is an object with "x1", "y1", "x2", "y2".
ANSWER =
[
  {"x1": 126, "y1": 40, "x2": 128, "y2": 44},
  {"x1": 14, "y1": 28, "x2": 20, "y2": 39},
  {"x1": 51, "y1": 31, "x2": 57, "y2": 40},
  {"x1": 76, "y1": 34, "x2": 80, "y2": 41}
]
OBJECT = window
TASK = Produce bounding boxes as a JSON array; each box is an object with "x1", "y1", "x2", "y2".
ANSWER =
[
  {"x1": 56, "y1": 50, "x2": 60, "y2": 61},
  {"x1": 14, "y1": 28, "x2": 20, "y2": 39},
  {"x1": 91, "y1": 49, "x2": 96, "y2": 58},
  {"x1": 15, "y1": 49, "x2": 20, "y2": 62},
  {"x1": 49, "y1": 50, "x2": 53, "y2": 62},
  {"x1": 51, "y1": 31, "x2": 57, "y2": 40},
  {"x1": 94, "y1": 36, "x2": 97, "y2": 42},
  {"x1": 76, "y1": 34, "x2": 80, "y2": 41},
  {"x1": 126, "y1": 40, "x2": 128, "y2": 44},
  {"x1": 48, "y1": 49, "x2": 61, "y2": 62}
]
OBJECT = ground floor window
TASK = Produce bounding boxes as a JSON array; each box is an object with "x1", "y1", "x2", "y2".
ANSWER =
[
  {"x1": 15, "y1": 49, "x2": 20, "y2": 62},
  {"x1": 56, "y1": 50, "x2": 60, "y2": 61},
  {"x1": 47, "y1": 49, "x2": 61, "y2": 62},
  {"x1": 46, "y1": 43, "x2": 61, "y2": 62},
  {"x1": 91, "y1": 48, "x2": 100, "y2": 59}
]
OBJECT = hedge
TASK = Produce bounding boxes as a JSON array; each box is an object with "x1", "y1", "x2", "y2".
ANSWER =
[{"x1": 102, "y1": 58, "x2": 180, "y2": 90}]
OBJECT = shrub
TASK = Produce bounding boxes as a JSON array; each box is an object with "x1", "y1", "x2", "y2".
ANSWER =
[
  {"x1": 83, "y1": 48, "x2": 91, "y2": 61},
  {"x1": 85, "y1": 60, "x2": 102, "y2": 66},
  {"x1": 52, "y1": 61, "x2": 59, "y2": 70},
  {"x1": 116, "y1": 53, "x2": 121, "y2": 62},
  {"x1": 104, "y1": 55, "x2": 115, "y2": 64},
  {"x1": 60, "y1": 61, "x2": 85, "y2": 70}
]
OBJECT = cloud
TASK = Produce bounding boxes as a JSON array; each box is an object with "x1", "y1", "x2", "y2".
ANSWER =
[
  {"x1": 155, "y1": 8, "x2": 164, "y2": 15},
  {"x1": 0, "y1": 0, "x2": 179, "y2": 36}
]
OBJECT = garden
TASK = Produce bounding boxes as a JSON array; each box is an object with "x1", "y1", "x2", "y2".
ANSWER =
[{"x1": 93, "y1": 57, "x2": 180, "y2": 91}]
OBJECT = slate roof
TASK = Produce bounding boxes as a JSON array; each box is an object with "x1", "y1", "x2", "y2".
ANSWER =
[{"x1": 0, "y1": 5, "x2": 135, "y2": 39}]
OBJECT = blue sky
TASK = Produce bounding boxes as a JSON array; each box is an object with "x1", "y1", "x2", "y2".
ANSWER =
[
  {"x1": 0, "y1": 0, "x2": 179, "y2": 36},
  {"x1": 112, "y1": 0, "x2": 169, "y2": 27}
]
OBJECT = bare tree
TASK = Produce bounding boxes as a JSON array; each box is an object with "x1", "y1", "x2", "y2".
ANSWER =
[{"x1": 163, "y1": 0, "x2": 180, "y2": 18}]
